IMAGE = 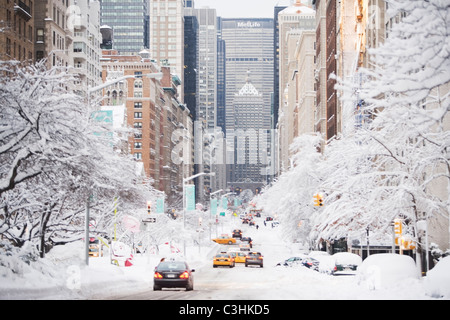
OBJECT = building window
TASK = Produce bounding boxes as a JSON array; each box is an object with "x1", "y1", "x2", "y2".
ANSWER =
[
  {"x1": 134, "y1": 102, "x2": 142, "y2": 109},
  {"x1": 134, "y1": 112, "x2": 142, "y2": 119},
  {"x1": 134, "y1": 142, "x2": 142, "y2": 149},
  {"x1": 134, "y1": 152, "x2": 142, "y2": 160},
  {"x1": 134, "y1": 122, "x2": 143, "y2": 128},
  {"x1": 36, "y1": 28, "x2": 44, "y2": 43}
]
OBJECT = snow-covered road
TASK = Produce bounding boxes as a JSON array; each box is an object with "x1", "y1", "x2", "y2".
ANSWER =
[
  {"x1": 98, "y1": 221, "x2": 430, "y2": 300},
  {"x1": 0, "y1": 215, "x2": 435, "y2": 300}
]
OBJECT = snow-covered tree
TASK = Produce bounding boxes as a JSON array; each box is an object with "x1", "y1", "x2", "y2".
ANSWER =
[
  {"x1": 0, "y1": 61, "x2": 158, "y2": 257},
  {"x1": 257, "y1": 0, "x2": 449, "y2": 268}
]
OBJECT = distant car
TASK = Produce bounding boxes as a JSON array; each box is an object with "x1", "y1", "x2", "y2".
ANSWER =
[
  {"x1": 245, "y1": 252, "x2": 263, "y2": 268},
  {"x1": 241, "y1": 237, "x2": 253, "y2": 248},
  {"x1": 332, "y1": 252, "x2": 362, "y2": 275},
  {"x1": 153, "y1": 260, "x2": 195, "y2": 291},
  {"x1": 232, "y1": 229, "x2": 243, "y2": 239},
  {"x1": 228, "y1": 251, "x2": 246, "y2": 263},
  {"x1": 212, "y1": 235, "x2": 237, "y2": 245},
  {"x1": 239, "y1": 243, "x2": 251, "y2": 251},
  {"x1": 213, "y1": 253, "x2": 235, "y2": 268},
  {"x1": 265, "y1": 216, "x2": 273, "y2": 221}
]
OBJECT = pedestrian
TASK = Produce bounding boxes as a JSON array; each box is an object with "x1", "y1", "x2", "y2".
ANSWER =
[{"x1": 256, "y1": 225, "x2": 259, "y2": 230}]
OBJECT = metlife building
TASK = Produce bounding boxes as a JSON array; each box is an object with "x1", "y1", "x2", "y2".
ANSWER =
[{"x1": 219, "y1": 19, "x2": 275, "y2": 189}]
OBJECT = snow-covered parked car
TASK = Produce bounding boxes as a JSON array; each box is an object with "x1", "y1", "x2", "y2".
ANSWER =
[
  {"x1": 425, "y1": 256, "x2": 450, "y2": 299},
  {"x1": 356, "y1": 254, "x2": 419, "y2": 290},
  {"x1": 332, "y1": 252, "x2": 362, "y2": 275},
  {"x1": 309, "y1": 251, "x2": 335, "y2": 274}
]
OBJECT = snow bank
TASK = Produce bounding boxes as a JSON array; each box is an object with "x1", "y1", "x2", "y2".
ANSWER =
[
  {"x1": 356, "y1": 254, "x2": 420, "y2": 290},
  {"x1": 425, "y1": 256, "x2": 450, "y2": 299}
]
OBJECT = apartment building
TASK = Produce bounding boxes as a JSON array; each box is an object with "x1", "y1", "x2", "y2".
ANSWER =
[{"x1": 0, "y1": 0, "x2": 34, "y2": 62}]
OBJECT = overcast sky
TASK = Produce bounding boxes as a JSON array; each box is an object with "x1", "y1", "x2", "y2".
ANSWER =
[{"x1": 193, "y1": 0, "x2": 296, "y2": 18}]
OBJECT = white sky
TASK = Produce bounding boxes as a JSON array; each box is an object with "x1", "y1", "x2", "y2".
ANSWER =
[{"x1": 192, "y1": 0, "x2": 296, "y2": 18}]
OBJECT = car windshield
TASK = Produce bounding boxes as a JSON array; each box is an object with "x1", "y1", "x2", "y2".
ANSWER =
[
  {"x1": 157, "y1": 261, "x2": 187, "y2": 271},
  {"x1": 248, "y1": 252, "x2": 261, "y2": 257},
  {"x1": 215, "y1": 254, "x2": 229, "y2": 258}
]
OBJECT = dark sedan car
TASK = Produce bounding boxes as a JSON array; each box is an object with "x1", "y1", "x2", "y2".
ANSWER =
[
  {"x1": 153, "y1": 260, "x2": 195, "y2": 291},
  {"x1": 245, "y1": 252, "x2": 263, "y2": 268}
]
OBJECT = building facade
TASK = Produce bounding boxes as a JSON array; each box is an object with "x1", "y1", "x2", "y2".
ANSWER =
[
  {"x1": 277, "y1": 1, "x2": 315, "y2": 173},
  {"x1": 100, "y1": 0, "x2": 149, "y2": 55},
  {"x1": 220, "y1": 18, "x2": 274, "y2": 190},
  {"x1": 150, "y1": 0, "x2": 185, "y2": 103},
  {"x1": 0, "y1": 0, "x2": 35, "y2": 62}
]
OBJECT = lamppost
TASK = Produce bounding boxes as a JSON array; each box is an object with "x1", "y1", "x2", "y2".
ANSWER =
[
  {"x1": 182, "y1": 172, "x2": 215, "y2": 256},
  {"x1": 209, "y1": 189, "x2": 223, "y2": 240}
]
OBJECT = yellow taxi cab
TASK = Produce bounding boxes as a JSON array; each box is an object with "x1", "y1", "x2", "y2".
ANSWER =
[
  {"x1": 212, "y1": 234, "x2": 237, "y2": 245},
  {"x1": 228, "y1": 251, "x2": 246, "y2": 263},
  {"x1": 213, "y1": 253, "x2": 235, "y2": 268}
]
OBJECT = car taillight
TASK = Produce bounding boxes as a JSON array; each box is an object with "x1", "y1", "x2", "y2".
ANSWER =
[
  {"x1": 179, "y1": 271, "x2": 190, "y2": 279},
  {"x1": 258, "y1": 257, "x2": 263, "y2": 260},
  {"x1": 154, "y1": 272, "x2": 163, "y2": 279}
]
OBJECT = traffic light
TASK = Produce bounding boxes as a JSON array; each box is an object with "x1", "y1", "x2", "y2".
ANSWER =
[
  {"x1": 394, "y1": 219, "x2": 402, "y2": 245},
  {"x1": 394, "y1": 219, "x2": 402, "y2": 235},
  {"x1": 313, "y1": 194, "x2": 323, "y2": 207},
  {"x1": 147, "y1": 201, "x2": 152, "y2": 214}
]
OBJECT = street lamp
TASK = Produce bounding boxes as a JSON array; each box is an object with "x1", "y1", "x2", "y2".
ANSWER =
[{"x1": 182, "y1": 172, "x2": 215, "y2": 256}]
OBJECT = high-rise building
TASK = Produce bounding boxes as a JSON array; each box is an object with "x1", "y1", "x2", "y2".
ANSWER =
[
  {"x1": 221, "y1": 19, "x2": 274, "y2": 137},
  {"x1": 277, "y1": 0, "x2": 315, "y2": 172},
  {"x1": 220, "y1": 19, "x2": 274, "y2": 187},
  {"x1": 228, "y1": 71, "x2": 272, "y2": 190},
  {"x1": 100, "y1": 0, "x2": 149, "y2": 55},
  {"x1": 183, "y1": 15, "x2": 198, "y2": 119},
  {"x1": 184, "y1": 5, "x2": 217, "y2": 132},
  {"x1": 150, "y1": 0, "x2": 185, "y2": 103}
]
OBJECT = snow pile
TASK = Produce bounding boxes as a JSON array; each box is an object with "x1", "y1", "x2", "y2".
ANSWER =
[
  {"x1": 425, "y1": 256, "x2": 450, "y2": 299},
  {"x1": 356, "y1": 254, "x2": 420, "y2": 291}
]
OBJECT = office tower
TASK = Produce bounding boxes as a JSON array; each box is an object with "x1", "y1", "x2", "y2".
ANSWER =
[
  {"x1": 220, "y1": 18, "x2": 274, "y2": 190},
  {"x1": 183, "y1": 15, "x2": 198, "y2": 119},
  {"x1": 228, "y1": 71, "x2": 272, "y2": 190},
  {"x1": 184, "y1": 5, "x2": 217, "y2": 132},
  {"x1": 150, "y1": 0, "x2": 185, "y2": 103},
  {"x1": 216, "y1": 17, "x2": 226, "y2": 134},
  {"x1": 100, "y1": 0, "x2": 149, "y2": 55}
]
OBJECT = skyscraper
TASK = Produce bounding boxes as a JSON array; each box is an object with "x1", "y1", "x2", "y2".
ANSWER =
[
  {"x1": 150, "y1": 0, "x2": 185, "y2": 102},
  {"x1": 184, "y1": 5, "x2": 217, "y2": 131},
  {"x1": 100, "y1": 0, "x2": 149, "y2": 55},
  {"x1": 220, "y1": 18, "x2": 274, "y2": 189}
]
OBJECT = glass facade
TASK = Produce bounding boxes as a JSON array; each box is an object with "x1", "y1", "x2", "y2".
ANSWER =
[{"x1": 100, "y1": 0, "x2": 149, "y2": 55}]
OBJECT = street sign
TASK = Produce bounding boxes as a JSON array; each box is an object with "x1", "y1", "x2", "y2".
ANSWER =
[{"x1": 142, "y1": 217, "x2": 157, "y2": 223}]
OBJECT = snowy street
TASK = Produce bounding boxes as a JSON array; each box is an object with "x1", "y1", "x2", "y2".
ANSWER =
[{"x1": 95, "y1": 217, "x2": 431, "y2": 300}]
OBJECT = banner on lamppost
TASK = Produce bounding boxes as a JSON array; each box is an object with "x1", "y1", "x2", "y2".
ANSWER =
[
  {"x1": 156, "y1": 197, "x2": 164, "y2": 214},
  {"x1": 185, "y1": 185, "x2": 196, "y2": 212},
  {"x1": 222, "y1": 197, "x2": 228, "y2": 209},
  {"x1": 211, "y1": 199, "x2": 218, "y2": 215}
]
